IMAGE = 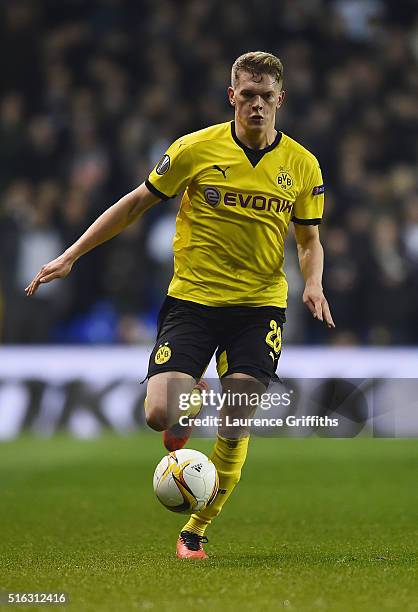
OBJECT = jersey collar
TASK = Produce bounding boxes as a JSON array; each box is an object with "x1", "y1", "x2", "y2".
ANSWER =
[{"x1": 230, "y1": 121, "x2": 282, "y2": 168}]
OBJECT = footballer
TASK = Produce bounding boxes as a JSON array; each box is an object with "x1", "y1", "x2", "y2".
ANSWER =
[{"x1": 26, "y1": 51, "x2": 335, "y2": 559}]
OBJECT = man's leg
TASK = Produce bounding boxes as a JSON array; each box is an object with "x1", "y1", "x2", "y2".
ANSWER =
[
  {"x1": 144, "y1": 297, "x2": 217, "y2": 447},
  {"x1": 180, "y1": 373, "x2": 264, "y2": 538},
  {"x1": 177, "y1": 305, "x2": 285, "y2": 557},
  {"x1": 144, "y1": 371, "x2": 200, "y2": 431}
]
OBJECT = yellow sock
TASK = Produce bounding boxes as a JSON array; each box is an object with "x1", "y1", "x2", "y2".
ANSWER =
[
  {"x1": 184, "y1": 387, "x2": 204, "y2": 418},
  {"x1": 182, "y1": 434, "x2": 249, "y2": 536}
]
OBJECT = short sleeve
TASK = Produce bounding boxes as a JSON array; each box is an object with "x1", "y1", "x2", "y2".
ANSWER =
[
  {"x1": 145, "y1": 138, "x2": 194, "y2": 201},
  {"x1": 292, "y1": 161, "x2": 325, "y2": 225}
]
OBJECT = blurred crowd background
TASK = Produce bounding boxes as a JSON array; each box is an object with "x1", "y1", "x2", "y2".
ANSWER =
[{"x1": 0, "y1": 0, "x2": 417, "y2": 346}]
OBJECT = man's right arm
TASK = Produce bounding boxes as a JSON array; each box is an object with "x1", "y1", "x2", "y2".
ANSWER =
[{"x1": 25, "y1": 182, "x2": 160, "y2": 296}]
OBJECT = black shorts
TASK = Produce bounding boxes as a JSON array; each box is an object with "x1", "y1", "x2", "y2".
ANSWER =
[{"x1": 146, "y1": 296, "x2": 286, "y2": 387}]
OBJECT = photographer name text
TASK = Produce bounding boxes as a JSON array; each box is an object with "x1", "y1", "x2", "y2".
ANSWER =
[{"x1": 179, "y1": 415, "x2": 339, "y2": 428}]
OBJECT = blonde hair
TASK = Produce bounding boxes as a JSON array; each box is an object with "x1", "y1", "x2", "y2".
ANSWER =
[{"x1": 231, "y1": 51, "x2": 284, "y2": 88}]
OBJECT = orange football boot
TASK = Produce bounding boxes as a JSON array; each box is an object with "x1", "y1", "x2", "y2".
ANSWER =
[{"x1": 176, "y1": 531, "x2": 209, "y2": 559}]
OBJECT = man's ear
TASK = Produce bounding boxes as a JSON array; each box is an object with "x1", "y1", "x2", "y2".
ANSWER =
[
  {"x1": 277, "y1": 90, "x2": 286, "y2": 109},
  {"x1": 227, "y1": 86, "x2": 235, "y2": 106}
]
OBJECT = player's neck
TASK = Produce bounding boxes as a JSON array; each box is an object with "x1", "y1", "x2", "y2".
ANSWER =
[{"x1": 234, "y1": 119, "x2": 277, "y2": 150}]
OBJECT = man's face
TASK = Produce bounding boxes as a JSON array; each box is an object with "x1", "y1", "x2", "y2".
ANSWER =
[{"x1": 228, "y1": 71, "x2": 285, "y2": 132}]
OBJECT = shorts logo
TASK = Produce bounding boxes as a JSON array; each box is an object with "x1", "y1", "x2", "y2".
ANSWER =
[
  {"x1": 312, "y1": 184, "x2": 325, "y2": 195},
  {"x1": 204, "y1": 186, "x2": 221, "y2": 207},
  {"x1": 156, "y1": 154, "x2": 170, "y2": 175},
  {"x1": 277, "y1": 169, "x2": 293, "y2": 190},
  {"x1": 155, "y1": 342, "x2": 171, "y2": 365},
  {"x1": 265, "y1": 320, "x2": 282, "y2": 358}
]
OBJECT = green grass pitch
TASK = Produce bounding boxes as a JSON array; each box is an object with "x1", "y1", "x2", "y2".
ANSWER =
[{"x1": 0, "y1": 433, "x2": 417, "y2": 611}]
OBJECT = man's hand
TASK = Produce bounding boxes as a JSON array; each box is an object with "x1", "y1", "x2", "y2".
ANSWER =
[
  {"x1": 303, "y1": 282, "x2": 335, "y2": 329},
  {"x1": 25, "y1": 253, "x2": 74, "y2": 296}
]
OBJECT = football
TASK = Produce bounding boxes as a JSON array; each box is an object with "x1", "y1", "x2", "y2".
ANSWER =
[{"x1": 153, "y1": 449, "x2": 219, "y2": 514}]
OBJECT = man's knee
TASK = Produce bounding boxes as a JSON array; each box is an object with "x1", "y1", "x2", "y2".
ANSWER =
[
  {"x1": 144, "y1": 398, "x2": 168, "y2": 431},
  {"x1": 145, "y1": 372, "x2": 196, "y2": 431}
]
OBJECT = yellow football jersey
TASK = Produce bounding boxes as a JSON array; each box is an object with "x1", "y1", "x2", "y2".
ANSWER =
[{"x1": 146, "y1": 121, "x2": 324, "y2": 307}]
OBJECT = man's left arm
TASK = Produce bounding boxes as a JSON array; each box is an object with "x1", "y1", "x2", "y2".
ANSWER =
[{"x1": 294, "y1": 224, "x2": 335, "y2": 329}]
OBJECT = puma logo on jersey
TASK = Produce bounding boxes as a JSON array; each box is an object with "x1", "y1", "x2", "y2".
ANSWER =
[{"x1": 213, "y1": 165, "x2": 230, "y2": 178}]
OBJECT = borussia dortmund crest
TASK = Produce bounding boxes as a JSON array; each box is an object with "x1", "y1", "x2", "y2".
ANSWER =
[
  {"x1": 155, "y1": 342, "x2": 172, "y2": 364},
  {"x1": 277, "y1": 166, "x2": 293, "y2": 190}
]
